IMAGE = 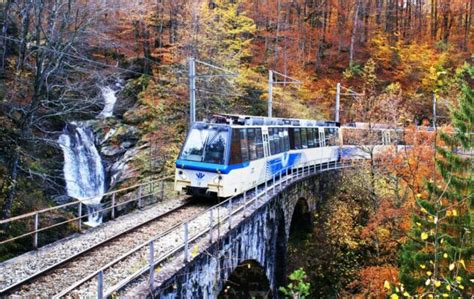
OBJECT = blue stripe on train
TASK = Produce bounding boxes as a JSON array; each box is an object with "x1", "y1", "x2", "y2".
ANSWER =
[
  {"x1": 176, "y1": 152, "x2": 302, "y2": 175},
  {"x1": 175, "y1": 159, "x2": 250, "y2": 174}
]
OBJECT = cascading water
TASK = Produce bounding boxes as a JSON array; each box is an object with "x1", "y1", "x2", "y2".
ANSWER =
[
  {"x1": 59, "y1": 83, "x2": 120, "y2": 227},
  {"x1": 58, "y1": 124, "x2": 105, "y2": 227},
  {"x1": 97, "y1": 86, "x2": 118, "y2": 119}
]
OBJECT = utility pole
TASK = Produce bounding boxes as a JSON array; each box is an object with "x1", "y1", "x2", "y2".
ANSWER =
[
  {"x1": 268, "y1": 70, "x2": 273, "y2": 118},
  {"x1": 187, "y1": 57, "x2": 236, "y2": 126},
  {"x1": 188, "y1": 57, "x2": 196, "y2": 126},
  {"x1": 335, "y1": 82, "x2": 341, "y2": 123},
  {"x1": 267, "y1": 69, "x2": 301, "y2": 118}
]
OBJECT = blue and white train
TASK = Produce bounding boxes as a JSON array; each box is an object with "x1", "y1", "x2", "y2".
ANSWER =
[{"x1": 175, "y1": 114, "x2": 341, "y2": 198}]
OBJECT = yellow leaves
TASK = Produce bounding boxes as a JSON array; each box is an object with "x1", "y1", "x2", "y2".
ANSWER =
[
  {"x1": 421, "y1": 207, "x2": 428, "y2": 214},
  {"x1": 449, "y1": 263, "x2": 455, "y2": 271},
  {"x1": 456, "y1": 276, "x2": 462, "y2": 283},
  {"x1": 459, "y1": 259, "x2": 466, "y2": 269},
  {"x1": 421, "y1": 232, "x2": 429, "y2": 240},
  {"x1": 446, "y1": 285, "x2": 451, "y2": 291},
  {"x1": 416, "y1": 222, "x2": 422, "y2": 227},
  {"x1": 191, "y1": 245, "x2": 199, "y2": 258},
  {"x1": 402, "y1": 291, "x2": 410, "y2": 297},
  {"x1": 446, "y1": 209, "x2": 458, "y2": 217},
  {"x1": 420, "y1": 264, "x2": 426, "y2": 269},
  {"x1": 443, "y1": 253, "x2": 448, "y2": 258},
  {"x1": 434, "y1": 280, "x2": 441, "y2": 287},
  {"x1": 384, "y1": 280, "x2": 391, "y2": 289},
  {"x1": 441, "y1": 294, "x2": 449, "y2": 298},
  {"x1": 390, "y1": 294, "x2": 399, "y2": 299},
  {"x1": 426, "y1": 271, "x2": 432, "y2": 276}
]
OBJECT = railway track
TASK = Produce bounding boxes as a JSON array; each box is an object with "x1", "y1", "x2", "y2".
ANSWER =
[
  {"x1": 1, "y1": 162, "x2": 352, "y2": 298},
  {"x1": 0, "y1": 197, "x2": 210, "y2": 297}
]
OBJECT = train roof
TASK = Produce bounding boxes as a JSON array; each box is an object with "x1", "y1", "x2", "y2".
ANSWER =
[{"x1": 209, "y1": 113, "x2": 340, "y2": 127}]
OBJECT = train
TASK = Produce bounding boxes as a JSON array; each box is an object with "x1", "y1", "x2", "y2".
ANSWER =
[
  {"x1": 174, "y1": 114, "x2": 428, "y2": 198},
  {"x1": 174, "y1": 114, "x2": 341, "y2": 198}
]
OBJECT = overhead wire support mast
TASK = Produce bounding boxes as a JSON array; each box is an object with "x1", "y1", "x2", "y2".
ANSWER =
[
  {"x1": 268, "y1": 69, "x2": 301, "y2": 118},
  {"x1": 188, "y1": 57, "x2": 237, "y2": 127}
]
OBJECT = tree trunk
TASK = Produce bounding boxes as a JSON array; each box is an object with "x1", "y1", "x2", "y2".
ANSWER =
[
  {"x1": 465, "y1": 0, "x2": 473, "y2": 50},
  {"x1": 0, "y1": 0, "x2": 12, "y2": 78},
  {"x1": 376, "y1": 0, "x2": 383, "y2": 26},
  {"x1": 1, "y1": 151, "x2": 19, "y2": 220},
  {"x1": 441, "y1": 0, "x2": 450, "y2": 43},
  {"x1": 349, "y1": 0, "x2": 360, "y2": 67}
]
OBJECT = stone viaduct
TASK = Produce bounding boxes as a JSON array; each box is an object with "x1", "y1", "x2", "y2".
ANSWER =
[{"x1": 136, "y1": 168, "x2": 343, "y2": 298}]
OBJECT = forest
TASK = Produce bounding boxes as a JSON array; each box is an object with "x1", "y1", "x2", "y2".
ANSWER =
[{"x1": 0, "y1": 0, "x2": 472, "y2": 297}]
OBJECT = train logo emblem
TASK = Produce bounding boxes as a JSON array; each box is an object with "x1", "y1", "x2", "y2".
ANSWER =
[{"x1": 196, "y1": 172, "x2": 205, "y2": 180}]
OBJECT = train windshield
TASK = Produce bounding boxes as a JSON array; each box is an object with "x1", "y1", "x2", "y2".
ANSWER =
[{"x1": 180, "y1": 124, "x2": 229, "y2": 165}]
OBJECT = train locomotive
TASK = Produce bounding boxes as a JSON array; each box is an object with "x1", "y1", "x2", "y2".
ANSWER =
[{"x1": 174, "y1": 114, "x2": 341, "y2": 198}]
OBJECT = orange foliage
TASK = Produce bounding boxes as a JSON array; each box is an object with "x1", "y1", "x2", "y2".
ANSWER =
[{"x1": 348, "y1": 266, "x2": 399, "y2": 297}]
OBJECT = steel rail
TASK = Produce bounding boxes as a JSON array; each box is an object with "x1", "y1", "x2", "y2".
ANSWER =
[
  {"x1": 55, "y1": 159, "x2": 358, "y2": 298},
  {"x1": 0, "y1": 197, "x2": 191, "y2": 296}
]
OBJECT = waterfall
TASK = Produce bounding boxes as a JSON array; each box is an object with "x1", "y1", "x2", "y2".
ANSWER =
[
  {"x1": 97, "y1": 86, "x2": 118, "y2": 119},
  {"x1": 58, "y1": 124, "x2": 105, "y2": 227}
]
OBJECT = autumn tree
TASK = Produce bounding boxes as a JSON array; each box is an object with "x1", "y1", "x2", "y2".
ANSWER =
[
  {"x1": 0, "y1": 0, "x2": 104, "y2": 220},
  {"x1": 394, "y1": 64, "x2": 473, "y2": 296}
]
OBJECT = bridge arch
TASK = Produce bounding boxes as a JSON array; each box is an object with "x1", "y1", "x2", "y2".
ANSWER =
[
  {"x1": 289, "y1": 198, "x2": 313, "y2": 236},
  {"x1": 218, "y1": 259, "x2": 271, "y2": 298}
]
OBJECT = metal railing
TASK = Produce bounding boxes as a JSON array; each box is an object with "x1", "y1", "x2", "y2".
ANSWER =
[
  {"x1": 0, "y1": 175, "x2": 175, "y2": 250},
  {"x1": 54, "y1": 158, "x2": 359, "y2": 298}
]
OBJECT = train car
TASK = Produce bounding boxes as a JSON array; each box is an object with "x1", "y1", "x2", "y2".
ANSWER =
[
  {"x1": 175, "y1": 114, "x2": 340, "y2": 198},
  {"x1": 340, "y1": 124, "x2": 406, "y2": 160}
]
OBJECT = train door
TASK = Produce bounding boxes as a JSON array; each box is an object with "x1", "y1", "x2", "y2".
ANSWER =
[
  {"x1": 382, "y1": 130, "x2": 391, "y2": 145},
  {"x1": 319, "y1": 128, "x2": 326, "y2": 147},
  {"x1": 262, "y1": 127, "x2": 270, "y2": 157}
]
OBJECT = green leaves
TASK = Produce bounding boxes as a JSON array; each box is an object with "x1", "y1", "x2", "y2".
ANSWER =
[
  {"x1": 396, "y1": 64, "x2": 473, "y2": 297},
  {"x1": 279, "y1": 268, "x2": 311, "y2": 299}
]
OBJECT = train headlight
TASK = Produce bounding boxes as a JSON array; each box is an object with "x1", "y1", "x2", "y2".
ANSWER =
[
  {"x1": 213, "y1": 176, "x2": 222, "y2": 184},
  {"x1": 178, "y1": 171, "x2": 187, "y2": 180}
]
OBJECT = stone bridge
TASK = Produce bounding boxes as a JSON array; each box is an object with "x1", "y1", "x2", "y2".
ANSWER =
[{"x1": 135, "y1": 167, "x2": 344, "y2": 298}]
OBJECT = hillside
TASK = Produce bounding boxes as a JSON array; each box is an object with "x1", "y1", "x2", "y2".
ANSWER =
[{"x1": 0, "y1": 0, "x2": 472, "y2": 297}]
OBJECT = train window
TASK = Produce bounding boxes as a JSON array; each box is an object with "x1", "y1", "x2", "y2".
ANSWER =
[
  {"x1": 180, "y1": 124, "x2": 229, "y2": 164},
  {"x1": 301, "y1": 128, "x2": 308, "y2": 148},
  {"x1": 278, "y1": 128, "x2": 285, "y2": 153},
  {"x1": 283, "y1": 129, "x2": 290, "y2": 151},
  {"x1": 325, "y1": 128, "x2": 337, "y2": 146},
  {"x1": 313, "y1": 128, "x2": 319, "y2": 147},
  {"x1": 269, "y1": 128, "x2": 275, "y2": 155},
  {"x1": 247, "y1": 128, "x2": 257, "y2": 160},
  {"x1": 273, "y1": 128, "x2": 281, "y2": 154},
  {"x1": 307, "y1": 128, "x2": 314, "y2": 148},
  {"x1": 230, "y1": 129, "x2": 242, "y2": 164},
  {"x1": 324, "y1": 128, "x2": 331, "y2": 145},
  {"x1": 255, "y1": 128, "x2": 264, "y2": 158},
  {"x1": 239, "y1": 129, "x2": 249, "y2": 162},
  {"x1": 294, "y1": 128, "x2": 301, "y2": 149}
]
